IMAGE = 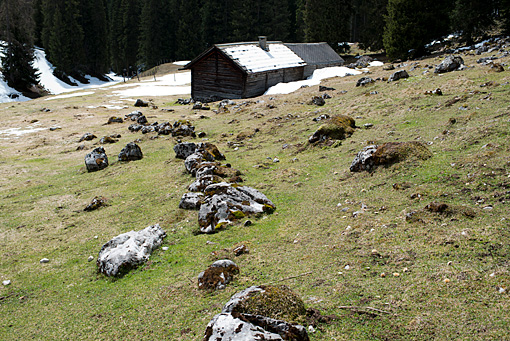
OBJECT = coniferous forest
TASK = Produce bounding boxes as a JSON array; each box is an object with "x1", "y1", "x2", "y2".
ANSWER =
[{"x1": 0, "y1": 0, "x2": 510, "y2": 94}]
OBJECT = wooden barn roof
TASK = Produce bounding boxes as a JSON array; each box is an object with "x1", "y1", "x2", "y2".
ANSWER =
[
  {"x1": 284, "y1": 43, "x2": 344, "y2": 66},
  {"x1": 183, "y1": 42, "x2": 306, "y2": 74}
]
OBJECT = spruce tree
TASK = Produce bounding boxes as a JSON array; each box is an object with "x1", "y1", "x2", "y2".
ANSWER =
[
  {"x1": 450, "y1": 0, "x2": 497, "y2": 44},
  {"x1": 353, "y1": 0, "x2": 388, "y2": 51},
  {"x1": 78, "y1": 0, "x2": 109, "y2": 75},
  {"x1": 201, "y1": 0, "x2": 235, "y2": 45},
  {"x1": 383, "y1": 0, "x2": 451, "y2": 60},
  {"x1": 139, "y1": 0, "x2": 177, "y2": 69},
  {"x1": 304, "y1": 0, "x2": 352, "y2": 51},
  {"x1": 0, "y1": 0, "x2": 39, "y2": 92},
  {"x1": 176, "y1": 0, "x2": 204, "y2": 60}
]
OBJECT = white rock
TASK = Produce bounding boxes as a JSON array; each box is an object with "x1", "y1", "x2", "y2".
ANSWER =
[
  {"x1": 2, "y1": 280, "x2": 11, "y2": 286},
  {"x1": 40, "y1": 258, "x2": 50, "y2": 263},
  {"x1": 162, "y1": 247, "x2": 169, "y2": 251},
  {"x1": 88, "y1": 256, "x2": 94, "y2": 262},
  {"x1": 308, "y1": 325, "x2": 316, "y2": 333}
]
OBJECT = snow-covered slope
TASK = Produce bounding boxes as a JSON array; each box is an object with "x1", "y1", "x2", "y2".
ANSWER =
[{"x1": 0, "y1": 44, "x2": 122, "y2": 104}]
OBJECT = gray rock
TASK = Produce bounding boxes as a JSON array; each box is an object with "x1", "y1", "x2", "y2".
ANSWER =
[
  {"x1": 2, "y1": 280, "x2": 11, "y2": 286},
  {"x1": 198, "y1": 182, "x2": 276, "y2": 234},
  {"x1": 134, "y1": 99, "x2": 149, "y2": 107},
  {"x1": 350, "y1": 145, "x2": 378, "y2": 172},
  {"x1": 311, "y1": 96, "x2": 325, "y2": 106},
  {"x1": 198, "y1": 259, "x2": 239, "y2": 290},
  {"x1": 40, "y1": 258, "x2": 50, "y2": 263},
  {"x1": 435, "y1": 55, "x2": 465, "y2": 73},
  {"x1": 179, "y1": 192, "x2": 204, "y2": 210},
  {"x1": 85, "y1": 147, "x2": 109, "y2": 172},
  {"x1": 356, "y1": 77, "x2": 375, "y2": 87},
  {"x1": 388, "y1": 70, "x2": 409, "y2": 82},
  {"x1": 174, "y1": 142, "x2": 197, "y2": 159},
  {"x1": 137, "y1": 115, "x2": 148, "y2": 125},
  {"x1": 204, "y1": 286, "x2": 309, "y2": 341},
  {"x1": 188, "y1": 174, "x2": 222, "y2": 192},
  {"x1": 88, "y1": 256, "x2": 94, "y2": 262},
  {"x1": 97, "y1": 224, "x2": 166, "y2": 276},
  {"x1": 125, "y1": 111, "x2": 144, "y2": 121},
  {"x1": 128, "y1": 124, "x2": 143, "y2": 132},
  {"x1": 79, "y1": 133, "x2": 97, "y2": 142},
  {"x1": 118, "y1": 142, "x2": 143, "y2": 161}
]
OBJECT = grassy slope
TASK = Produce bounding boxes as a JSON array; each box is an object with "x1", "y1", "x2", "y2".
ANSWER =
[{"x1": 0, "y1": 50, "x2": 509, "y2": 340}]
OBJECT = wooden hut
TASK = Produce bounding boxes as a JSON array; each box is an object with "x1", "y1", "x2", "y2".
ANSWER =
[
  {"x1": 284, "y1": 42, "x2": 345, "y2": 78},
  {"x1": 183, "y1": 37, "x2": 344, "y2": 101}
]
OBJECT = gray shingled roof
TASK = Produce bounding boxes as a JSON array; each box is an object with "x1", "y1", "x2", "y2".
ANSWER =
[{"x1": 284, "y1": 43, "x2": 344, "y2": 66}]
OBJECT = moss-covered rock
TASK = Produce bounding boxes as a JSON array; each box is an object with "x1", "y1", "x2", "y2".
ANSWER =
[
  {"x1": 231, "y1": 285, "x2": 306, "y2": 323},
  {"x1": 373, "y1": 141, "x2": 432, "y2": 165},
  {"x1": 309, "y1": 114, "x2": 356, "y2": 143}
]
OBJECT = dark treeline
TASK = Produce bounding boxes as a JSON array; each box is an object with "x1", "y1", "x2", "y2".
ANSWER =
[{"x1": 1, "y1": 0, "x2": 510, "y2": 94}]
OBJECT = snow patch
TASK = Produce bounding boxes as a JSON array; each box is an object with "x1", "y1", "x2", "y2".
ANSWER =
[
  {"x1": 112, "y1": 71, "x2": 191, "y2": 97},
  {"x1": 173, "y1": 60, "x2": 190, "y2": 66},
  {"x1": 44, "y1": 91, "x2": 95, "y2": 100},
  {"x1": 265, "y1": 66, "x2": 362, "y2": 95}
]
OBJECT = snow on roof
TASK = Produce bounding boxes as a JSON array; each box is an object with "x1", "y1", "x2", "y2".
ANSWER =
[{"x1": 219, "y1": 43, "x2": 306, "y2": 73}]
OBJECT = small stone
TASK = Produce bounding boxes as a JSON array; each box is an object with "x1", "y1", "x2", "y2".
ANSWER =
[
  {"x1": 393, "y1": 272, "x2": 400, "y2": 277},
  {"x1": 497, "y1": 286, "x2": 506, "y2": 293},
  {"x1": 344, "y1": 265, "x2": 350, "y2": 270},
  {"x1": 244, "y1": 220, "x2": 252, "y2": 227},
  {"x1": 308, "y1": 325, "x2": 316, "y2": 333},
  {"x1": 443, "y1": 278, "x2": 450, "y2": 283},
  {"x1": 88, "y1": 256, "x2": 94, "y2": 262},
  {"x1": 162, "y1": 247, "x2": 169, "y2": 251},
  {"x1": 40, "y1": 258, "x2": 50, "y2": 263},
  {"x1": 403, "y1": 267, "x2": 409, "y2": 273},
  {"x1": 2, "y1": 280, "x2": 11, "y2": 286},
  {"x1": 380, "y1": 272, "x2": 386, "y2": 278},
  {"x1": 447, "y1": 261, "x2": 452, "y2": 266},
  {"x1": 273, "y1": 157, "x2": 280, "y2": 163}
]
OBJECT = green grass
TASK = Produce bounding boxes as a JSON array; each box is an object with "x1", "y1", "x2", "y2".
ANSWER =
[{"x1": 1, "y1": 50, "x2": 510, "y2": 340}]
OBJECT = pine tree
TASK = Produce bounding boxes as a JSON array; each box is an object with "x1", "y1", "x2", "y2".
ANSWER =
[
  {"x1": 108, "y1": 0, "x2": 141, "y2": 74},
  {"x1": 383, "y1": 0, "x2": 451, "y2": 60},
  {"x1": 502, "y1": 0, "x2": 510, "y2": 34},
  {"x1": 139, "y1": 0, "x2": 177, "y2": 69},
  {"x1": 78, "y1": 0, "x2": 109, "y2": 75},
  {"x1": 201, "y1": 0, "x2": 235, "y2": 46},
  {"x1": 0, "y1": 0, "x2": 39, "y2": 92},
  {"x1": 304, "y1": 0, "x2": 352, "y2": 51},
  {"x1": 450, "y1": 0, "x2": 497, "y2": 44},
  {"x1": 41, "y1": 0, "x2": 85, "y2": 78},
  {"x1": 176, "y1": 0, "x2": 204, "y2": 60},
  {"x1": 352, "y1": 0, "x2": 388, "y2": 51}
]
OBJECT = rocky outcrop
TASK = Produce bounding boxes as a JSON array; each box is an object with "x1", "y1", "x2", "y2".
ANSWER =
[
  {"x1": 118, "y1": 142, "x2": 143, "y2": 161},
  {"x1": 309, "y1": 115, "x2": 356, "y2": 143},
  {"x1": 204, "y1": 285, "x2": 309, "y2": 341},
  {"x1": 434, "y1": 55, "x2": 464, "y2": 73},
  {"x1": 179, "y1": 192, "x2": 204, "y2": 210},
  {"x1": 356, "y1": 77, "x2": 375, "y2": 87},
  {"x1": 198, "y1": 183, "x2": 276, "y2": 234},
  {"x1": 85, "y1": 147, "x2": 108, "y2": 172},
  {"x1": 97, "y1": 224, "x2": 166, "y2": 276},
  {"x1": 198, "y1": 259, "x2": 239, "y2": 290},
  {"x1": 388, "y1": 70, "x2": 409, "y2": 82},
  {"x1": 350, "y1": 142, "x2": 432, "y2": 172}
]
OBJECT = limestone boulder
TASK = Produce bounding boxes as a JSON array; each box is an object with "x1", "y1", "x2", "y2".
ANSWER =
[
  {"x1": 85, "y1": 147, "x2": 108, "y2": 172},
  {"x1": 198, "y1": 183, "x2": 276, "y2": 234},
  {"x1": 179, "y1": 192, "x2": 204, "y2": 210},
  {"x1": 356, "y1": 77, "x2": 375, "y2": 87},
  {"x1": 97, "y1": 224, "x2": 166, "y2": 276},
  {"x1": 174, "y1": 142, "x2": 197, "y2": 159},
  {"x1": 118, "y1": 142, "x2": 143, "y2": 161},
  {"x1": 204, "y1": 285, "x2": 309, "y2": 341},
  {"x1": 388, "y1": 70, "x2": 409, "y2": 82},
  {"x1": 434, "y1": 55, "x2": 464, "y2": 73}
]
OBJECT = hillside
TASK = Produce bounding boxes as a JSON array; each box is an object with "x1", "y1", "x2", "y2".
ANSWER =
[{"x1": 0, "y1": 42, "x2": 509, "y2": 340}]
